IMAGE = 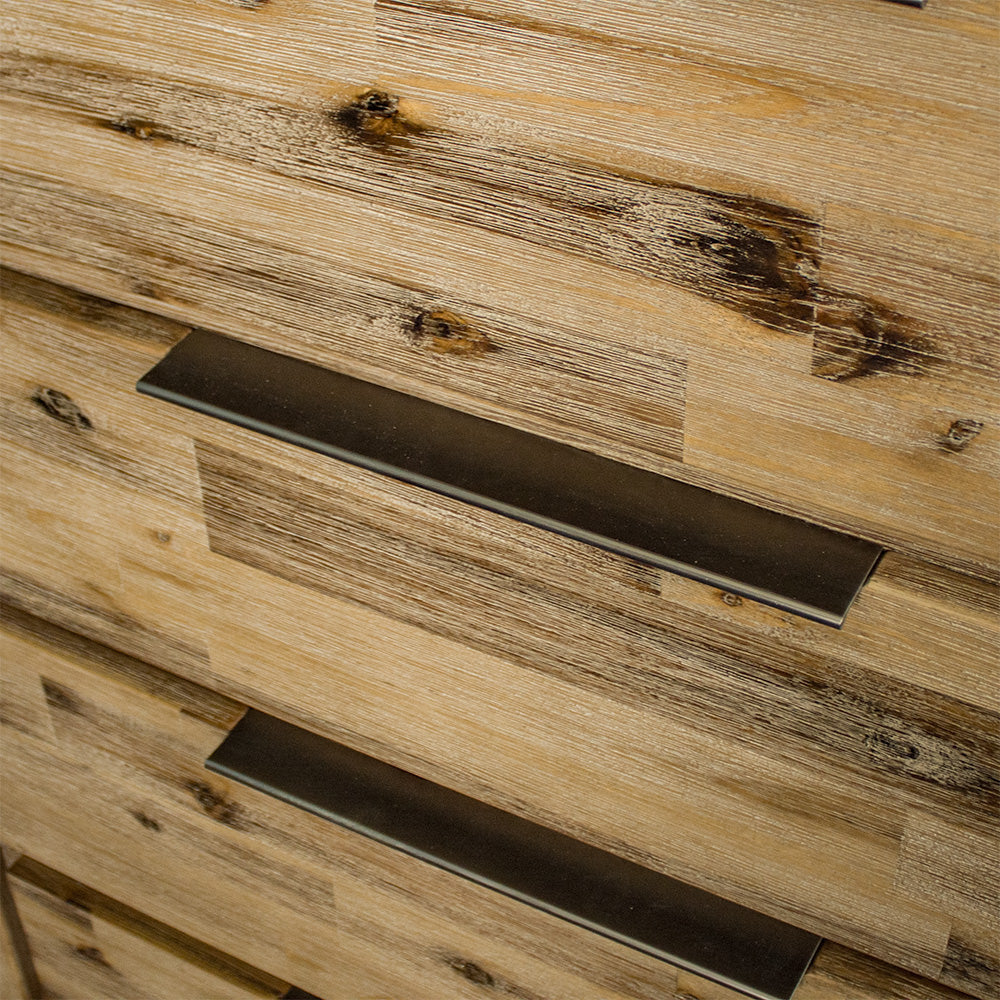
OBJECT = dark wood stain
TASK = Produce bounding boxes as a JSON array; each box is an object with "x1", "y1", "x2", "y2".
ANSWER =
[
  {"x1": 446, "y1": 956, "x2": 496, "y2": 987},
  {"x1": 41, "y1": 678, "x2": 85, "y2": 717},
  {"x1": 184, "y1": 779, "x2": 249, "y2": 830},
  {"x1": 129, "y1": 809, "x2": 163, "y2": 832},
  {"x1": 811, "y1": 293, "x2": 937, "y2": 382},
  {"x1": 100, "y1": 117, "x2": 161, "y2": 141},
  {"x1": 194, "y1": 442, "x2": 1000, "y2": 837},
  {"x1": 31, "y1": 388, "x2": 93, "y2": 430},
  {"x1": 410, "y1": 308, "x2": 496, "y2": 356},
  {"x1": 440, "y1": 953, "x2": 543, "y2": 999},
  {"x1": 330, "y1": 90, "x2": 430, "y2": 152},
  {"x1": 74, "y1": 945, "x2": 114, "y2": 969},
  {"x1": 941, "y1": 931, "x2": 1000, "y2": 998}
]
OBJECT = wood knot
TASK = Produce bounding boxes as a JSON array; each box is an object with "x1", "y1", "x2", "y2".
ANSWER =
[
  {"x1": 184, "y1": 780, "x2": 247, "y2": 829},
  {"x1": 445, "y1": 957, "x2": 496, "y2": 988},
  {"x1": 331, "y1": 89, "x2": 428, "y2": 150},
  {"x1": 410, "y1": 309, "x2": 495, "y2": 356},
  {"x1": 130, "y1": 810, "x2": 162, "y2": 832},
  {"x1": 939, "y1": 418, "x2": 983, "y2": 453},
  {"x1": 103, "y1": 117, "x2": 158, "y2": 140},
  {"x1": 811, "y1": 293, "x2": 934, "y2": 382},
  {"x1": 720, "y1": 592, "x2": 743, "y2": 607},
  {"x1": 31, "y1": 388, "x2": 93, "y2": 429}
]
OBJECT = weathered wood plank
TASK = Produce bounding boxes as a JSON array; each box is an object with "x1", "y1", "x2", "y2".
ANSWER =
[
  {"x1": 374, "y1": 0, "x2": 999, "y2": 240},
  {"x1": 7, "y1": 856, "x2": 292, "y2": 1000},
  {"x1": 2, "y1": 0, "x2": 377, "y2": 97},
  {"x1": 2, "y1": 268, "x2": 997, "y2": 993},
  {"x1": 0, "y1": 610, "x2": 986, "y2": 1000},
  {"x1": 0, "y1": 865, "x2": 36, "y2": 1000},
  {"x1": 0, "y1": 624, "x2": 694, "y2": 1000},
  {"x1": 194, "y1": 435, "x2": 1000, "y2": 841},
  {"x1": 2, "y1": 104, "x2": 997, "y2": 575}
]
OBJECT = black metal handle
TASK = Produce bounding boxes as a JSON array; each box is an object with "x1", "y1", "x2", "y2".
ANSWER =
[
  {"x1": 206, "y1": 709, "x2": 821, "y2": 1000},
  {"x1": 137, "y1": 330, "x2": 881, "y2": 626}
]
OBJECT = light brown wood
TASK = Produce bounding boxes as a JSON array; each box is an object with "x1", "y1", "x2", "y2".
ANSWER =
[
  {"x1": 1, "y1": 0, "x2": 997, "y2": 995},
  {"x1": 1, "y1": 270, "x2": 997, "y2": 995},
  {"x1": 7, "y1": 856, "x2": 292, "y2": 1000},
  {"x1": 0, "y1": 865, "x2": 36, "y2": 1000},
  {"x1": 0, "y1": 607, "x2": 982, "y2": 1000},
  {"x1": 1, "y1": 15, "x2": 998, "y2": 577}
]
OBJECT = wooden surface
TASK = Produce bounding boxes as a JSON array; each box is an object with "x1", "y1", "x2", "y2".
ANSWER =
[
  {"x1": 1, "y1": 0, "x2": 998, "y2": 579},
  {"x1": 1, "y1": 269, "x2": 997, "y2": 997},
  {"x1": 0, "y1": 605, "x2": 983, "y2": 1000},
  {"x1": 7, "y1": 856, "x2": 293, "y2": 1000},
  {"x1": 1, "y1": 864, "x2": 36, "y2": 1000},
  {"x1": 2, "y1": 0, "x2": 998, "y2": 995}
]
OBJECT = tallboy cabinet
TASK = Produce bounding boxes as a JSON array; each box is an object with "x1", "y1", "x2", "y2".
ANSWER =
[{"x1": 1, "y1": 1, "x2": 997, "y2": 998}]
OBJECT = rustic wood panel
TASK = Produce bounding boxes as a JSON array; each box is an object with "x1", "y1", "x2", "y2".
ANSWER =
[
  {"x1": 7, "y1": 856, "x2": 292, "y2": 1000},
  {"x1": 1, "y1": 271, "x2": 997, "y2": 994},
  {"x1": 0, "y1": 613, "x2": 702, "y2": 1000},
  {"x1": 0, "y1": 865, "x2": 35, "y2": 1000},
  {"x1": 2, "y1": 0, "x2": 377, "y2": 97},
  {"x1": 2, "y1": 40, "x2": 998, "y2": 577},
  {"x1": 0, "y1": 608, "x2": 985, "y2": 1000},
  {"x1": 373, "y1": 0, "x2": 999, "y2": 238}
]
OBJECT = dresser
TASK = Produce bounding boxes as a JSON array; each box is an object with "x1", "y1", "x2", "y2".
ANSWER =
[{"x1": 1, "y1": 1, "x2": 997, "y2": 998}]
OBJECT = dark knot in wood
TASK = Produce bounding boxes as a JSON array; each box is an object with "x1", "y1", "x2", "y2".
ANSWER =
[
  {"x1": 410, "y1": 309, "x2": 496, "y2": 356},
  {"x1": 331, "y1": 90, "x2": 428, "y2": 151},
  {"x1": 32, "y1": 388, "x2": 93, "y2": 430}
]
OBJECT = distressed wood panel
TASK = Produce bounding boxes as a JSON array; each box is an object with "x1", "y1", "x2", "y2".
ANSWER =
[
  {"x1": 7, "y1": 856, "x2": 292, "y2": 1000},
  {"x1": 1, "y1": 272, "x2": 997, "y2": 994},
  {"x1": 0, "y1": 866, "x2": 35, "y2": 1000},
  {"x1": 374, "y1": 0, "x2": 999, "y2": 239},
  {"x1": 0, "y1": 609, "x2": 985, "y2": 1000},
  {"x1": 1, "y1": 90, "x2": 997, "y2": 574},
  {"x1": 2, "y1": 0, "x2": 377, "y2": 98}
]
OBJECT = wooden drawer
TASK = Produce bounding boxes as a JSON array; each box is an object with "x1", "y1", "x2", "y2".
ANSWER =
[
  {"x1": 4, "y1": 855, "x2": 297, "y2": 1000},
  {"x1": 2, "y1": 0, "x2": 998, "y2": 579},
  {"x1": 1, "y1": 268, "x2": 998, "y2": 997},
  {"x1": 0, "y1": 605, "x2": 983, "y2": 1000},
  {"x1": 1, "y1": 0, "x2": 997, "y2": 996}
]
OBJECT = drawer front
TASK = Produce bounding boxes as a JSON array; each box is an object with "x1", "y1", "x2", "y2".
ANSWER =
[
  {"x1": 0, "y1": 606, "x2": 982, "y2": 1000},
  {"x1": 2, "y1": 0, "x2": 998, "y2": 580},
  {"x1": 1, "y1": 268, "x2": 998, "y2": 996},
  {"x1": 5, "y1": 856, "x2": 293, "y2": 1000}
]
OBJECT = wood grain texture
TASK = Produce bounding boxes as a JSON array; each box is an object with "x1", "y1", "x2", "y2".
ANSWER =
[
  {"x1": 0, "y1": 608, "x2": 983, "y2": 1000},
  {"x1": 374, "y1": 0, "x2": 999, "y2": 238},
  {"x1": 1, "y1": 270, "x2": 997, "y2": 995},
  {"x1": 2, "y1": 25, "x2": 998, "y2": 577},
  {"x1": 7, "y1": 856, "x2": 292, "y2": 1000},
  {"x1": 0, "y1": 864, "x2": 37, "y2": 1000}
]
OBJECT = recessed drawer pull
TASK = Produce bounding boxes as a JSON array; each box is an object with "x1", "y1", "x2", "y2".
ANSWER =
[
  {"x1": 137, "y1": 330, "x2": 882, "y2": 626},
  {"x1": 206, "y1": 709, "x2": 822, "y2": 1000}
]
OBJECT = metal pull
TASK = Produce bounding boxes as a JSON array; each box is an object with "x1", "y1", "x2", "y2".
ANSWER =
[
  {"x1": 137, "y1": 330, "x2": 882, "y2": 626},
  {"x1": 206, "y1": 709, "x2": 822, "y2": 1000}
]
